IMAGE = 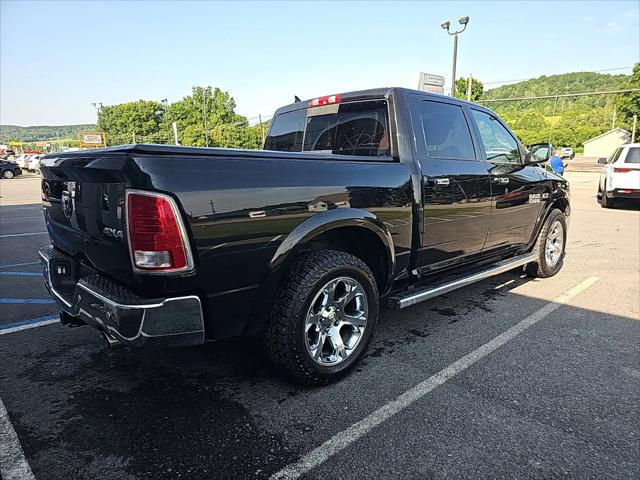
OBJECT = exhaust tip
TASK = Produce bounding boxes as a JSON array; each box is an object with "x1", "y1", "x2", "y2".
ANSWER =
[{"x1": 102, "y1": 331, "x2": 120, "y2": 348}]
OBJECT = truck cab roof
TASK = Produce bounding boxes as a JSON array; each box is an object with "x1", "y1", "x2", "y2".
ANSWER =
[{"x1": 274, "y1": 87, "x2": 479, "y2": 115}]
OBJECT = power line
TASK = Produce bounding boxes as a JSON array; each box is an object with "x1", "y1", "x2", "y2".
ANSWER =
[
  {"x1": 482, "y1": 66, "x2": 634, "y2": 87},
  {"x1": 477, "y1": 88, "x2": 640, "y2": 103}
]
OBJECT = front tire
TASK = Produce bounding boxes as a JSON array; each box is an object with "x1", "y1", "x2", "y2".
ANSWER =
[
  {"x1": 2, "y1": 170, "x2": 14, "y2": 179},
  {"x1": 264, "y1": 250, "x2": 379, "y2": 386},
  {"x1": 526, "y1": 209, "x2": 567, "y2": 278}
]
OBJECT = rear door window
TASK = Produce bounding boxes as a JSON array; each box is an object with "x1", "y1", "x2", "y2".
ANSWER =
[
  {"x1": 420, "y1": 101, "x2": 475, "y2": 159},
  {"x1": 264, "y1": 109, "x2": 306, "y2": 152},
  {"x1": 303, "y1": 100, "x2": 390, "y2": 157},
  {"x1": 624, "y1": 147, "x2": 639, "y2": 164}
]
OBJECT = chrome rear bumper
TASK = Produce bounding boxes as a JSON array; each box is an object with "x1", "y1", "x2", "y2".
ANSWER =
[{"x1": 39, "y1": 245, "x2": 205, "y2": 347}]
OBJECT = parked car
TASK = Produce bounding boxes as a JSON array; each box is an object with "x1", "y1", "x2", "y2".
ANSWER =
[
  {"x1": 14, "y1": 154, "x2": 30, "y2": 169},
  {"x1": 28, "y1": 154, "x2": 45, "y2": 172},
  {"x1": 38, "y1": 88, "x2": 569, "y2": 385},
  {"x1": 561, "y1": 147, "x2": 575, "y2": 159},
  {"x1": 0, "y1": 159, "x2": 22, "y2": 179},
  {"x1": 597, "y1": 143, "x2": 640, "y2": 208},
  {"x1": 0, "y1": 148, "x2": 16, "y2": 159}
]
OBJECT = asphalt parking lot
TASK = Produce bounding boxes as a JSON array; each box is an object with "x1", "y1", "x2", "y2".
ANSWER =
[{"x1": 0, "y1": 168, "x2": 638, "y2": 479}]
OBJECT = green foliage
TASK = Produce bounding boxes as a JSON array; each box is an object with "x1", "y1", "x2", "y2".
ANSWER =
[
  {"x1": 0, "y1": 124, "x2": 95, "y2": 143},
  {"x1": 480, "y1": 68, "x2": 637, "y2": 148},
  {"x1": 95, "y1": 86, "x2": 264, "y2": 149},
  {"x1": 454, "y1": 76, "x2": 483, "y2": 101},
  {"x1": 615, "y1": 63, "x2": 640, "y2": 128},
  {"x1": 97, "y1": 100, "x2": 165, "y2": 144}
]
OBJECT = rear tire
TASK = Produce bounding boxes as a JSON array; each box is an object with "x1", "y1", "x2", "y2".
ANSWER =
[
  {"x1": 601, "y1": 183, "x2": 615, "y2": 208},
  {"x1": 2, "y1": 170, "x2": 14, "y2": 179},
  {"x1": 263, "y1": 250, "x2": 379, "y2": 386},
  {"x1": 526, "y1": 209, "x2": 567, "y2": 278}
]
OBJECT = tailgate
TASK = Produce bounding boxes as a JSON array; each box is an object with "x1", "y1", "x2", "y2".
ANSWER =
[{"x1": 41, "y1": 153, "x2": 132, "y2": 284}]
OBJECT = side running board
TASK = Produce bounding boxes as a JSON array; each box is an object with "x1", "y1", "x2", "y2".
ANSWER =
[{"x1": 387, "y1": 253, "x2": 537, "y2": 310}]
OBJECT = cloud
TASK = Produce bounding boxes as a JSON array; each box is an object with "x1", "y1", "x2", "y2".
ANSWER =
[
  {"x1": 582, "y1": 15, "x2": 595, "y2": 23},
  {"x1": 596, "y1": 21, "x2": 620, "y2": 32},
  {"x1": 618, "y1": 10, "x2": 639, "y2": 19}
]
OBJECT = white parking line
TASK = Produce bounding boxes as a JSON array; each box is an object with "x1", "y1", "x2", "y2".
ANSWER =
[
  {"x1": 0, "y1": 397, "x2": 36, "y2": 480},
  {"x1": 0, "y1": 262, "x2": 39, "y2": 269},
  {"x1": 0, "y1": 232, "x2": 47, "y2": 238},
  {"x1": 0, "y1": 316, "x2": 59, "y2": 336},
  {"x1": 0, "y1": 216, "x2": 44, "y2": 221},
  {"x1": 271, "y1": 276, "x2": 600, "y2": 480}
]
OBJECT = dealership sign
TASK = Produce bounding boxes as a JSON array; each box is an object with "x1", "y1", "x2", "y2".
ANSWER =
[
  {"x1": 418, "y1": 72, "x2": 445, "y2": 95},
  {"x1": 79, "y1": 132, "x2": 106, "y2": 147}
]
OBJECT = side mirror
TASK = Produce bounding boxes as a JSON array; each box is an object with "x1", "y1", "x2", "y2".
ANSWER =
[
  {"x1": 597, "y1": 158, "x2": 607, "y2": 165},
  {"x1": 528, "y1": 143, "x2": 552, "y2": 164}
]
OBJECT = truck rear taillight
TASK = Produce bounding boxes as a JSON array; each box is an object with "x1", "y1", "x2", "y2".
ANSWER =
[
  {"x1": 309, "y1": 94, "x2": 341, "y2": 108},
  {"x1": 613, "y1": 167, "x2": 634, "y2": 173},
  {"x1": 125, "y1": 191, "x2": 193, "y2": 273}
]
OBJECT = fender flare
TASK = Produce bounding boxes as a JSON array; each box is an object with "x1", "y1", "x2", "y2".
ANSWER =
[{"x1": 269, "y1": 208, "x2": 396, "y2": 283}]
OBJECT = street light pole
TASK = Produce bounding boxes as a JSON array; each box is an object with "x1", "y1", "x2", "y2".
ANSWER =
[
  {"x1": 441, "y1": 16, "x2": 469, "y2": 98},
  {"x1": 451, "y1": 34, "x2": 458, "y2": 97},
  {"x1": 91, "y1": 102, "x2": 103, "y2": 116}
]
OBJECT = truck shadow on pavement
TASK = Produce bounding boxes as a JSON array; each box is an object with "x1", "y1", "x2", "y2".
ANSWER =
[{"x1": 2, "y1": 270, "x2": 639, "y2": 479}]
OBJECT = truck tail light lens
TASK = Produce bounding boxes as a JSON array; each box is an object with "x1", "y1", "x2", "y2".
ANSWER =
[
  {"x1": 125, "y1": 191, "x2": 193, "y2": 272},
  {"x1": 309, "y1": 94, "x2": 341, "y2": 108},
  {"x1": 613, "y1": 167, "x2": 634, "y2": 173}
]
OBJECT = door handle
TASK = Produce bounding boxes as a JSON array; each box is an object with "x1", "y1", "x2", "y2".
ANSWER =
[
  {"x1": 432, "y1": 178, "x2": 450, "y2": 186},
  {"x1": 492, "y1": 177, "x2": 509, "y2": 185}
]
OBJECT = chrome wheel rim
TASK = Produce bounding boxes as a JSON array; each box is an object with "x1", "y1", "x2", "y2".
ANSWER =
[
  {"x1": 305, "y1": 276, "x2": 368, "y2": 366},
  {"x1": 545, "y1": 220, "x2": 564, "y2": 267}
]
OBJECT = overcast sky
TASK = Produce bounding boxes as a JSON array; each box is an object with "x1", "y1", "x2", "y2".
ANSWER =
[{"x1": 1, "y1": 0, "x2": 639, "y2": 126}]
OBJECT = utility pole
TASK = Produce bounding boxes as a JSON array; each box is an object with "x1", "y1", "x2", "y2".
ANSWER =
[
  {"x1": 258, "y1": 114, "x2": 265, "y2": 146},
  {"x1": 202, "y1": 89, "x2": 209, "y2": 147},
  {"x1": 161, "y1": 99, "x2": 169, "y2": 144},
  {"x1": 466, "y1": 74, "x2": 472, "y2": 101},
  {"x1": 441, "y1": 16, "x2": 469, "y2": 98},
  {"x1": 611, "y1": 107, "x2": 617, "y2": 130},
  {"x1": 172, "y1": 122, "x2": 179, "y2": 145},
  {"x1": 632, "y1": 114, "x2": 637, "y2": 143},
  {"x1": 548, "y1": 95, "x2": 559, "y2": 145}
]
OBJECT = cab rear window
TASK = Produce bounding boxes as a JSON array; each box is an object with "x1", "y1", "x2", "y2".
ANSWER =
[{"x1": 265, "y1": 100, "x2": 391, "y2": 158}]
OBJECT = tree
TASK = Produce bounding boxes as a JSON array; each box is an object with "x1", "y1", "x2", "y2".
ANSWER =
[
  {"x1": 97, "y1": 100, "x2": 164, "y2": 144},
  {"x1": 95, "y1": 86, "x2": 264, "y2": 149},
  {"x1": 455, "y1": 76, "x2": 483, "y2": 101},
  {"x1": 615, "y1": 62, "x2": 640, "y2": 129},
  {"x1": 166, "y1": 86, "x2": 248, "y2": 147}
]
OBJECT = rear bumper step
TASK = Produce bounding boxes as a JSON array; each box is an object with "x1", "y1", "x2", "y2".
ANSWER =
[
  {"x1": 386, "y1": 253, "x2": 537, "y2": 310},
  {"x1": 39, "y1": 245, "x2": 205, "y2": 348}
]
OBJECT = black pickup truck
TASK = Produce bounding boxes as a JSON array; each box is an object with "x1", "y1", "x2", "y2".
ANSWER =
[{"x1": 39, "y1": 88, "x2": 569, "y2": 384}]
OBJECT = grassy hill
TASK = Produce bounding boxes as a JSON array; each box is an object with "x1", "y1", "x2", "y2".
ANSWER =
[
  {"x1": 481, "y1": 71, "x2": 628, "y2": 113},
  {"x1": 479, "y1": 71, "x2": 633, "y2": 148},
  {"x1": 0, "y1": 124, "x2": 96, "y2": 143}
]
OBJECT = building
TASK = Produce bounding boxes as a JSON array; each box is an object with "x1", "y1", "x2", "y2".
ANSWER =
[{"x1": 582, "y1": 128, "x2": 631, "y2": 158}]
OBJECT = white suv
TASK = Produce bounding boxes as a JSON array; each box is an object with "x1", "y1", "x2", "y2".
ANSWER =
[
  {"x1": 597, "y1": 143, "x2": 640, "y2": 208},
  {"x1": 561, "y1": 147, "x2": 574, "y2": 159},
  {"x1": 27, "y1": 154, "x2": 44, "y2": 172}
]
